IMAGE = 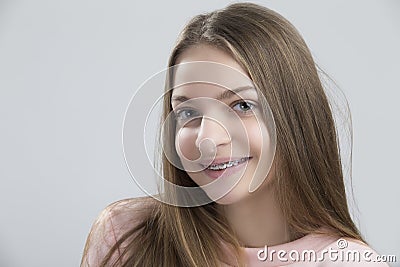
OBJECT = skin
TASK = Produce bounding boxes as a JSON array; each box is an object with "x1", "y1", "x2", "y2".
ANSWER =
[{"x1": 171, "y1": 44, "x2": 289, "y2": 247}]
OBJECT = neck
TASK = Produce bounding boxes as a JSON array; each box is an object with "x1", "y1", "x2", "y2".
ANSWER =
[{"x1": 221, "y1": 184, "x2": 289, "y2": 248}]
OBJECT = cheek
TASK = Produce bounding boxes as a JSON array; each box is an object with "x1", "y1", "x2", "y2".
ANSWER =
[
  {"x1": 175, "y1": 127, "x2": 200, "y2": 161},
  {"x1": 245, "y1": 119, "x2": 275, "y2": 191},
  {"x1": 243, "y1": 119, "x2": 267, "y2": 153}
]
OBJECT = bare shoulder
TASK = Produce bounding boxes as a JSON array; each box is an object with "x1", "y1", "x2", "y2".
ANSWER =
[{"x1": 81, "y1": 196, "x2": 158, "y2": 266}]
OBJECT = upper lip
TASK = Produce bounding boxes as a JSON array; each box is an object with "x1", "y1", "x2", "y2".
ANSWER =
[{"x1": 199, "y1": 157, "x2": 251, "y2": 167}]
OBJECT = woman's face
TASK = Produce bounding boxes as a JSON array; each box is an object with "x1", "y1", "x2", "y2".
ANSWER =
[{"x1": 170, "y1": 45, "x2": 275, "y2": 205}]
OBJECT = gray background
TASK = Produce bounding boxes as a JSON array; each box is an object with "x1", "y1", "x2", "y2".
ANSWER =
[{"x1": 0, "y1": 0, "x2": 399, "y2": 266}]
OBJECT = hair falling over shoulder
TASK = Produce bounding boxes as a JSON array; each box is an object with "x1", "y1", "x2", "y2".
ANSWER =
[{"x1": 84, "y1": 3, "x2": 365, "y2": 266}]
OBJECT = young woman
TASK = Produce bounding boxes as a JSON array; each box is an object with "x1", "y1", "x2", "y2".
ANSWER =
[{"x1": 81, "y1": 3, "x2": 389, "y2": 266}]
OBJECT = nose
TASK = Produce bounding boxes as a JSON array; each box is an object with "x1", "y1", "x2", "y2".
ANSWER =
[{"x1": 195, "y1": 116, "x2": 231, "y2": 152}]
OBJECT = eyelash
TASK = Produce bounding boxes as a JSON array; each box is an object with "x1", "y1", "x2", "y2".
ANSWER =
[
  {"x1": 175, "y1": 109, "x2": 201, "y2": 122},
  {"x1": 174, "y1": 100, "x2": 257, "y2": 123},
  {"x1": 231, "y1": 100, "x2": 256, "y2": 114}
]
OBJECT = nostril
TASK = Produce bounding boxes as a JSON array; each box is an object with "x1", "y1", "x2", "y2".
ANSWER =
[{"x1": 196, "y1": 138, "x2": 216, "y2": 156}]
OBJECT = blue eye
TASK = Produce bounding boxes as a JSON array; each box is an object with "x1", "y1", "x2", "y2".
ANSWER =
[
  {"x1": 232, "y1": 101, "x2": 255, "y2": 113},
  {"x1": 175, "y1": 109, "x2": 201, "y2": 122}
]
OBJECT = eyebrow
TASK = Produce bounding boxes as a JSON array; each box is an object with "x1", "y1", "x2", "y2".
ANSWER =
[{"x1": 171, "y1": 85, "x2": 254, "y2": 103}]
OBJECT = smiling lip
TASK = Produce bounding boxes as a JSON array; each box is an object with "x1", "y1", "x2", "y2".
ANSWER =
[
  {"x1": 200, "y1": 157, "x2": 250, "y2": 167},
  {"x1": 202, "y1": 157, "x2": 251, "y2": 179}
]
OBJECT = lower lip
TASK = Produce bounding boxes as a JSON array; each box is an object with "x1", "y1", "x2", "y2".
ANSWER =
[{"x1": 203, "y1": 158, "x2": 251, "y2": 179}]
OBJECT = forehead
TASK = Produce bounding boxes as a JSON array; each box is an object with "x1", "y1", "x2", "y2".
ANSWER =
[
  {"x1": 171, "y1": 84, "x2": 258, "y2": 105},
  {"x1": 171, "y1": 61, "x2": 254, "y2": 99}
]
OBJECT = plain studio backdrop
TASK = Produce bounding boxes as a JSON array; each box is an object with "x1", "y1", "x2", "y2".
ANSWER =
[{"x1": 0, "y1": 1, "x2": 399, "y2": 266}]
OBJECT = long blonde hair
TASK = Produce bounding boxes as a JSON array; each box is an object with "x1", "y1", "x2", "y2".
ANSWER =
[{"x1": 85, "y1": 3, "x2": 364, "y2": 266}]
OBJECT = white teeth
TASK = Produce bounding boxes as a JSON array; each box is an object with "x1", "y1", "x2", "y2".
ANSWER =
[{"x1": 207, "y1": 157, "x2": 249, "y2": 170}]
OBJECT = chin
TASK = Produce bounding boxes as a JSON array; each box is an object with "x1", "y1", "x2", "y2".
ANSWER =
[
  {"x1": 214, "y1": 197, "x2": 236, "y2": 205},
  {"x1": 209, "y1": 186, "x2": 248, "y2": 205}
]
